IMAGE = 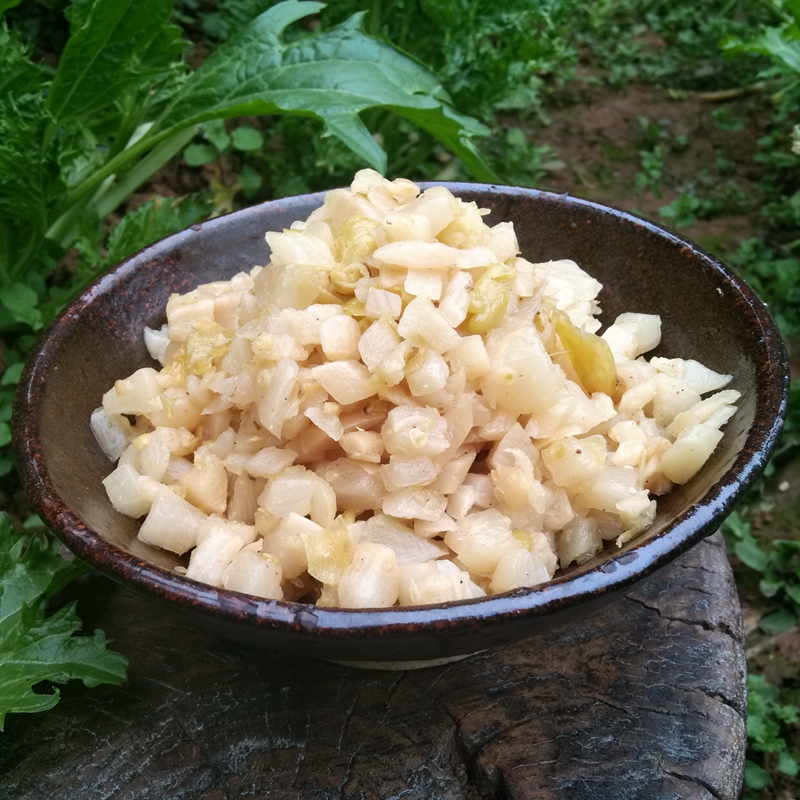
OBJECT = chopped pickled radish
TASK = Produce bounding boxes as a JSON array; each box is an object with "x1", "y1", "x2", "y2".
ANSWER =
[{"x1": 98, "y1": 169, "x2": 738, "y2": 608}]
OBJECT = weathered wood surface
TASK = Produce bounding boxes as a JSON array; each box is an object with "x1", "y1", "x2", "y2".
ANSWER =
[{"x1": 0, "y1": 532, "x2": 746, "y2": 800}]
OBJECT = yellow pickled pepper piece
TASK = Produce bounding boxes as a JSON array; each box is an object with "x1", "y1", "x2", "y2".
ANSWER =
[
  {"x1": 466, "y1": 264, "x2": 513, "y2": 334},
  {"x1": 553, "y1": 308, "x2": 617, "y2": 396}
]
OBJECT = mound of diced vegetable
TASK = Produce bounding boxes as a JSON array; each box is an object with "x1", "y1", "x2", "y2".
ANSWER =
[{"x1": 93, "y1": 170, "x2": 740, "y2": 608}]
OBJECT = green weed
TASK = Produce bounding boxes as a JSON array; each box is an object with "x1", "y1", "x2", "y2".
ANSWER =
[{"x1": 743, "y1": 674, "x2": 800, "y2": 796}]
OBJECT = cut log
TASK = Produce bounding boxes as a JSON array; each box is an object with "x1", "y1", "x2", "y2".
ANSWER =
[{"x1": 0, "y1": 533, "x2": 745, "y2": 800}]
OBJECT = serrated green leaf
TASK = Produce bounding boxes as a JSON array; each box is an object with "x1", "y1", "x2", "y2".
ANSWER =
[
  {"x1": 0, "y1": 602, "x2": 128, "y2": 729},
  {"x1": 775, "y1": 701, "x2": 800, "y2": 724},
  {"x1": 0, "y1": 520, "x2": 84, "y2": 624},
  {"x1": 231, "y1": 125, "x2": 264, "y2": 151},
  {"x1": 0, "y1": 516, "x2": 127, "y2": 729},
  {"x1": 0, "y1": 0, "x2": 24, "y2": 14},
  {"x1": 71, "y1": 195, "x2": 209, "y2": 295},
  {"x1": 0, "y1": 20, "x2": 48, "y2": 98},
  {"x1": 0, "y1": 27, "x2": 61, "y2": 279},
  {"x1": 47, "y1": 0, "x2": 183, "y2": 130},
  {"x1": 153, "y1": 2, "x2": 493, "y2": 177}
]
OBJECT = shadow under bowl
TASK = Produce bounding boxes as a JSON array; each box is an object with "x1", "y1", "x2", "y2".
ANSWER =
[{"x1": 13, "y1": 184, "x2": 789, "y2": 664}]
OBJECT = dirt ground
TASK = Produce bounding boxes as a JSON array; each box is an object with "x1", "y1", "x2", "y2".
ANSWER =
[{"x1": 532, "y1": 75, "x2": 766, "y2": 243}]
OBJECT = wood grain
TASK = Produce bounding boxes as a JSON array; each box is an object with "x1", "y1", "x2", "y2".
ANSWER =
[{"x1": 0, "y1": 533, "x2": 746, "y2": 800}]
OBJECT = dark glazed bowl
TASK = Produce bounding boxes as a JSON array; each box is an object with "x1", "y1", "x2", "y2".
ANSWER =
[{"x1": 14, "y1": 184, "x2": 789, "y2": 664}]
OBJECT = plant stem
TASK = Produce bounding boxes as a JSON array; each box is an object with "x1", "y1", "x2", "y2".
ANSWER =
[
  {"x1": 94, "y1": 127, "x2": 197, "y2": 220},
  {"x1": 367, "y1": 0, "x2": 382, "y2": 36},
  {"x1": 47, "y1": 125, "x2": 183, "y2": 248}
]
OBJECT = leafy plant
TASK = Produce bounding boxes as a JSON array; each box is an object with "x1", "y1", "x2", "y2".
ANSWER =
[
  {"x1": 658, "y1": 192, "x2": 704, "y2": 227},
  {"x1": 727, "y1": 239, "x2": 800, "y2": 342},
  {"x1": 0, "y1": 515, "x2": 128, "y2": 729},
  {"x1": 574, "y1": 0, "x2": 771, "y2": 90},
  {"x1": 723, "y1": 511, "x2": 800, "y2": 634},
  {"x1": 216, "y1": 0, "x2": 580, "y2": 192},
  {"x1": 477, "y1": 126, "x2": 566, "y2": 188},
  {"x1": 72, "y1": 195, "x2": 211, "y2": 287},
  {"x1": 287, "y1": 0, "x2": 580, "y2": 123},
  {"x1": 659, "y1": 177, "x2": 752, "y2": 228},
  {"x1": 723, "y1": 0, "x2": 800, "y2": 77},
  {"x1": 0, "y1": 0, "x2": 498, "y2": 724},
  {"x1": 743, "y1": 673, "x2": 800, "y2": 796},
  {"x1": 0, "y1": 0, "x2": 492, "y2": 333},
  {"x1": 632, "y1": 117, "x2": 669, "y2": 201}
]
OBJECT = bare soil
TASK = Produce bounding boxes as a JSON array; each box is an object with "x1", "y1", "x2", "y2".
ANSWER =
[{"x1": 530, "y1": 73, "x2": 767, "y2": 254}]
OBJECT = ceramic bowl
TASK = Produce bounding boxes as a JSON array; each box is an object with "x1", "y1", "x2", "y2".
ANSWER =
[{"x1": 13, "y1": 184, "x2": 789, "y2": 665}]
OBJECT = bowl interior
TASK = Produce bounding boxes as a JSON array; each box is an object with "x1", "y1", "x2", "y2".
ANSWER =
[{"x1": 14, "y1": 185, "x2": 788, "y2": 660}]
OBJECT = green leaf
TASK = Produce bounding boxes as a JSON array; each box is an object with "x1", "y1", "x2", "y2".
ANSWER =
[
  {"x1": 237, "y1": 164, "x2": 263, "y2": 194},
  {"x1": 0, "y1": 516, "x2": 127, "y2": 729},
  {"x1": 0, "y1": 27, "x2": 59, "y2": 280},
  {"x1": 183, "y1": 143, "x2": 219, "y2": 166},
  {"x1": 202, "y1": 119, "x2": 231, "y2": 152},
  {"x1": 735, "y1": 539, "x2": 769, "y2": 572},
  {"x1": 0, "y1": 602, "x2": 128, "y2": 729},
  {"x1": 0, "y1": 282, "x2": 42, "y2": 330},
  {"x1": 722, "y1": 510, "x2": 750, "y2": 540},
  {"x1": 71, "y1": 196, "x2": 209, "y2": 299},
  {"x1": 759, "y1": 575, "x2": 783, "y2": 599},
  {"x1": 760, "y1": 25, "x2": 800, "y2": 74},
  {"x1": 0, "y1": 423, "x2": 10, "y2": 449},
  {"x1": 775, "y1": 701, "x2": 800, "y2": 724},
  {"x1": 770, "y1": 539, "x2": 800, "y2": 568},
  {"x1": 47, "y1": 0, "x2": 182, "y2": 129},
  {"x1": 784, "y1": 581, "x2": 800, "y2": 605},
  {"x1": 0, "y1": 525, "x2": 82, "y2": 625},
  {"x1": 153, "y1": 2, "x2": 493, "y2": 178},
  {"x1": 106, "y1": 197, "x2": 208, "y2": 265},
  {"x1": 744, "y1": 760, "x2": 771, "y2": 790},
  {"x1": 778, "y1": 751, "x2": 799, "y2": 777},
  {"x1": 1, "y1": 362, "x2": 23, "y2": 386},
  {"x1": 231, "y1": 125, "x2": 264, "y2": 151},
  {"x1": 759, "y1": 607, "x2": 798, "y2": 635},
  {"x1": 0, "y1": 0, "x2": 23, "y2": 15}
]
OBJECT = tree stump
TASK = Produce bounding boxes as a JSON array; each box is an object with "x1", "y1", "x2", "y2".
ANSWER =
[{"x1": 0, "y1": 532, "x2": 746, "y2": 800}]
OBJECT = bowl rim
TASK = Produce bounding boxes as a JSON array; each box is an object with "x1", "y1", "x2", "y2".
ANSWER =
[{"x1": 13, "y1": 183, "x2": 790, "y2": 645}]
